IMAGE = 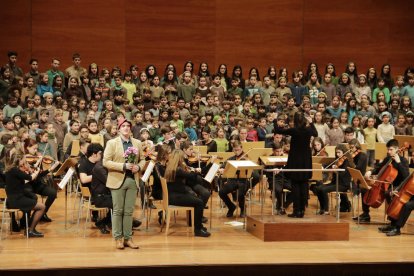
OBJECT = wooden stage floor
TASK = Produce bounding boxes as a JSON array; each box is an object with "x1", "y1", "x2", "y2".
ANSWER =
[{"x1": 1, "y1": 189, "x2": 414, "y2": 274}]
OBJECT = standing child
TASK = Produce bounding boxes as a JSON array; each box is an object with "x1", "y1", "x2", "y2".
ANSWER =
[
  {"x1": 275, "y1": 77, "x2": 292, "y2": 103},
  {"x1": 363, "y1": 117, "x2": 377, "y2": 167},
  {"x1": 262, "y1": 75, "x2": 276, "y2": 106},
  {"x1": 122, "y1": 71, "x2": 137, "y2": 102},
  {"x1": 214, "y1": 127, "x2": 229, "y2": 152},
  {"x1": 392, "y1": 75, "x2": 405, "y2": 96},
  {"x1": 354, "y1": 74, "x2": 371, "y2": 103},
  {"x1": 288, "y1": 71, "x2": 308, "y2": 106},
  {"x1": 36, "y1": 73, "x2": 53, "y2": 97},
  {"x1": 336, "y1": 73, "x2": 353, "y2": 100},
  {"x1": 321, "y1": 73, "x2": 336, "y2": 102},
  {"x1": 372, "y1": 77, "x2": 391, "y2": 104},
  {"x1": 196, "y1": 76, "x2": 210, "y2": 100},
  {"x1": 325, "y1": 117, "x2": 344, "y2": 146},
  {"x1": 377, "y1": 112, "x2": 395, "y2": 143},
  {"x1": 177, "y1": 71, "x2": 196, "y2": 103},
  {"x1": 402, "y1": 73, "x2": 414, "y2": 108},
  {"x1": 21, "y1": 76, "x2": 36, "y2": 102},
  {"x1": 306, "y1": 73, "x2": 321, "y2": 106},
  {"x1": 150, "y1": 75, "x2": 164, "y2": 100},
  {"x1": 210, "y1": 74, "x2": 226, "y2": 103},
  {"x1": 314, "y1": 111, "x2": 329, "y2": 144},
  {"x1": 394, "y1": 114, "x2": 409, "y2": 135}
]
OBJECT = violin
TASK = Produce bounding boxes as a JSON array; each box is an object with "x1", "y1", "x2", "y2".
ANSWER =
[
  {"x1": 351, "y1": 149, "x2": 361, "y2": 159},
  {"x1": 25, "y1": 154, "x2": 55, "y2": 165},
  {"x1": 325, "y1": 148, "x2": 352, "y2": 169},
  {"x1": 188, "y1": 154, "x2": 213, "y2": 163}
]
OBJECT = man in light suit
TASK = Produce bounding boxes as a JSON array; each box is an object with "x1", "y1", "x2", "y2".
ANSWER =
[{"x1": 103, "y1": 118, "x2": 146, "y2": 250}]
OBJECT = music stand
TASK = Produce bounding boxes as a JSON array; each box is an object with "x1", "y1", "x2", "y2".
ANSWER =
[
  {"x1": 70, "y1": 140, "x2": 80, "y2": 157},
  {"x1": 204, "y1": 163, "x2": 221, "y2": 230},
  {"x1": 348, "y1": 167, "x2": 370, "y2": 225},
  {"x1": 222, "y1": 160, "x2": 262, "y2": 225},
  {"x1": 54, "y1": 157, "x2": 79, "y2": 229}
]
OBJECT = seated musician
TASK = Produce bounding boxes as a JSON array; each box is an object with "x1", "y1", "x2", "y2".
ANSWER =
[
  {"x1": 181, "y1": 141, "x2": 212, "y2": 211},
  {"x1": 362, "y1": 139, "x2": 409, "y2": 232},
  {"x1": 218, "y1": 140, "x2": 260, "y2": 218},
  {"x1": 5, "y1": 151, "x2": 45, "y2": 237},
  {"x1": 315, "y1": 143, "x2": 355, "y2": 215},
  {"x1": 201, "y1": 126, "x2": 217, "y2": 153},
  {"x1": 164, "y1": 149, "x2": 211, "y2": 237},
  {"x1": 24, "y1": 138, "x2": 59, "y2": 223},
  {"x1": 382, "y1": 177, "x2": 414, "y2": 236},
  {"x1": 266, "y1": 142, "x2": 292, "y2": 215},
  {"x1": 309, "y1": 137, "x2": 328, "y2": 195}
]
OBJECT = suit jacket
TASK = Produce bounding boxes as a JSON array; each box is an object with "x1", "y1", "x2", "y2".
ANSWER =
[{"x1": 103, "y1": 136, "x2": 146, "y2": 189}]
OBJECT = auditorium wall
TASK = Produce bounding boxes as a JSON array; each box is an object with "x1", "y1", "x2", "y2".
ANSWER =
[{"x1": 1, "y1": 0, "x2": 413, "y2": 76}]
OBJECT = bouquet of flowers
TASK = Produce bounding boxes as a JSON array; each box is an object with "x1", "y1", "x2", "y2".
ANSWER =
[{"x1": 124, "y1": 147, "x2": 139, "y2": 164}]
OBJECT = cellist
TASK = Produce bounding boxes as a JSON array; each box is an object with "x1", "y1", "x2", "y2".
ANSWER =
[{"x1": 363, "y1": 139, "x2": 409, "y2": 225}]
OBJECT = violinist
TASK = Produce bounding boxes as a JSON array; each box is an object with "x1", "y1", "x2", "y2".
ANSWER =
[
  {"x1": 200, "y1": 126, "x2": 217, "y2": 153},
  {"x1": 311, "y1": 137, "x2": 328, "y2": 157},
  {"x1": 218, "y1": 140, "x2": 260, "y2": 218},
  {"x1": 24, "y1": 138, "x2": 59, "y2": 222},
  {"x1": 140, "y1": 128, "x2": 154, "y2": 159},
  {"x1": 315, "y1": 143, "x2": 355, "y2": 215},
  {"x1": 181, "y1": 141, "x2": 211, "y2": 211},
  {"x1": 5, "y1": 151, "x2": 45, "y2": 237},
  {"x1": 164, "y1": 149, "x2": 211, "y2": 237},
  {"x1": 364, "y1": 139, "x2": 409, "y2": 229}
]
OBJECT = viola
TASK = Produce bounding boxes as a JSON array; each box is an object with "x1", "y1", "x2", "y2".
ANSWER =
[
  {"x1": 387, "y1": 172, "x2": 414, "y2": 220},
  {"x1": 364, "y1": 146, "x2": 408, "y2": 208}
]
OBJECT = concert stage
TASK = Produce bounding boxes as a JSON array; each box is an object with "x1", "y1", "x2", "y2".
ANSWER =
[{"x1": 1, "y1": 190, "x2": 414, "y2": 275}]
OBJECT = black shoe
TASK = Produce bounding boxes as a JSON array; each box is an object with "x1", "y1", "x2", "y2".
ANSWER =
[
  {"x1": 40, "y1": 214, "x2": 52, "y2": 222},
  {"x1": 339, "y1": 206, "x2": 351, "y2": 213},
  {"x1": 91, "y1": 215, "x2": 99, "y2": 223},
  {"x1": 288, "y1": 211, "x2": 304, "y2": 218},
  {"x1": 386, "y1": 228, "x2": 401, "y2": 236},
  {"x1": 132, "y1": 219, "x2": 142, "y2": 228},
  {"x1": 28, "y1": 230, "x2": 44, "y2": 238},
  {"x1": 226, "y1": 205, "x2": 236, "y2": 218},
  {"x1": 12, "y1": 221, "x2": 20, "y2": 232},
  {"x1": 275, "y1": 209, "x2": 286, "y2": 215},
  {"x1": 195, "y1": 229, "x2": 211, "y2": 237},
  {"x1": 158, "y1": 211, "x2": 163, "y2": 225},
  {"x1": 353, "y1": 214, "x2": 370, "y2": 222},
  {"x1": 204, "y1": 205, "x2": 209, "y2": 209},
  {"x1": 95, "y1": 221, "x2": 110, "y2": 234},
  {"x1": 202, "y1": 216, "x2": 208, "y2": 223},
  {"x1": 240, "y1": 211, "x2": 246, "y2": 218},
  {"x1": 378, "y1": 225, "x2": 394, "y2": 233},
  {"x1": 201, "y1": 225, "x2": 207, "y2": 231}
]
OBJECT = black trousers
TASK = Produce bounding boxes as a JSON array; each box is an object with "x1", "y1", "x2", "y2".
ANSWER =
[
  {"x1": 93, "y1": 194, "x2": 113, "y2": 224},
  {"x1": 274, "y1": 175, "x2": 292, "y2": 209},
  {"x1": 219, "y1": 179, "x2": 249, "y2": 212},
  {"x1": 391, "y1": 197, "x2": 414, "y2": 228},
  {"x1": 290, "y1": 180, "x2": 309, "y2": 212},
  {"x1": 315, "y1": 183, "x2": 349, "y2": 212},
  {"x1": 169, "y1": 192, "x2": 204, "y2": 230}
]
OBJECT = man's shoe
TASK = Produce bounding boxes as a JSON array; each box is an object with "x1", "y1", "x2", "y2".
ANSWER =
[
  {"x1": 116, "y1": 239, "x2": 124, "y2": 249},
  {"x1": 202, "y1": 216, "x2": 208, "y2": 223},
  {"x1": 12, "y1": 222, "x2": 20, "y2": 232},
  {"x1": 124, "y1": 239, "x2": 139, "y2": 249},
  {"x1": 40, "y1": 214, "x2": 52, "y2": 222},
  {"x1": 239, "y1": 211, "x2": 246, "y2": 218},
  {"x1": 95, "y1": 222, "x2": 110, "y2": 234},
  {"x1": 132, "y1": 219, "x2": 142, "y2": 228},
  {"x1": 226, "y1": 205, "x2": 236, "y2": 218},
  {"x1": 28, "y1": 230, "x2": 44, "y2": 238},
  {"x1": 378, "y1": 225, "x2": 394, "y2": 233},
  {"x1": 386, "y1": 228, "x2": 401, "y2": 236},
  {"x1": 275, "y1": 209, "x2": 286, "y2": 215},
  {"x1": 356, "y1": 215, "x2": 371, "y2": 223},
  {"x1": 195, "y1": 229, "x2": 211, "y2": 237},
  {"x1": 158, "y1": 211, "x2": 163, "y2": 225}
]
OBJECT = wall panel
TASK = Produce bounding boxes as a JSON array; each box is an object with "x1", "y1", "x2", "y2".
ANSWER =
[
  {"x1": 31, "y1": 0, "x2": 125, "y2": 73},
  {"x1": 126, "y1": 0, "x2": 216, "y2": 76},
  {"x1": 0, "y1": 0, "x2": 413, "y2": 77},
  {"x1": 0, "y1": 0, "x2": 32, "y2": 72}
]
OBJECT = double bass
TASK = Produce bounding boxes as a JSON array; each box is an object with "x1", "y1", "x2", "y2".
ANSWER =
[
  {"x1": 363, "y1": 146, "x2": 407, "y2": 208},
  {"x1": 387, "y1": 172, "x2": 414, "y2": 220}
]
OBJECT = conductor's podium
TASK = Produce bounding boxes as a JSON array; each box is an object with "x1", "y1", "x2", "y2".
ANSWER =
[{"x1": 246, "y1": 214, "x2": 349, "y2": 242}]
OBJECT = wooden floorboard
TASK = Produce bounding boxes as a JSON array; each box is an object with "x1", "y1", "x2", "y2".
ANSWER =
[{"x1": 1, "y1": 189, "x2": 414, "y2": 271}]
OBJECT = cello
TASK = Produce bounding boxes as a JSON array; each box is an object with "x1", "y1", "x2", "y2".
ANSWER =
[
  {"x1": 387, "y1": 172, "x2": 414, "y2": 220},
  {"x1": 363, "y1": 146, "x2": 407, "y2": 208}
]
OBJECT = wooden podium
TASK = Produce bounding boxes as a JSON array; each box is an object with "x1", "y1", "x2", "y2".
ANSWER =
[{"x1": 246, "y1": 214, "x2": 349, "y2": 242}]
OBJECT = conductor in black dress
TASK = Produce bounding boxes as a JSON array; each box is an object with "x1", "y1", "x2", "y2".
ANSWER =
[{"x1": 273, "y1": 112, "x2": 317, "y2": 218}]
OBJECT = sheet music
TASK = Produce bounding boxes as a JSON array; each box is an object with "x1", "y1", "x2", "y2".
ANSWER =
[
  {"x1": 204, "y1": 163, "x2": 220, "y2": 183},
  {"x1": 58, "y1": 167, "x2": 75, "y2": 189},
  {"x1": 228, "y1": 160, "x2": 258, "y2": 167},
  {"x1": 141, "y1": 161, "x2": 155, "y2": 183},
  {"x1": 267, "y1": 157, "x2": 288, "y2": 163}
]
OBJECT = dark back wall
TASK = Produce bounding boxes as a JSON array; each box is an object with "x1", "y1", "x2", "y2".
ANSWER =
[{"x1": 1, "y1": 0, "x2": 413, "y2": 77}]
